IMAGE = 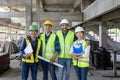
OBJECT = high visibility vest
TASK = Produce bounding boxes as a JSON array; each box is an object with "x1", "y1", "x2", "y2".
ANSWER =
[
  {"x1": 56, "y1": 30, "x2": 74, "y2": 58},
  {"x1": 72, "y1": 40, "x2": 90, "y2": 67},
  {"x1": 22, "y1": 39, "x2": 41, "y2": 63},
  {"x1": 40, "y1": 33, "x2": 56, "y2": 59}
]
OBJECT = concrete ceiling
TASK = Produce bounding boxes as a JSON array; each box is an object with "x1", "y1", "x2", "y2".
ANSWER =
[
  {"x1": 0, "y1": 0, "x2": 120, "y2": 31},
  {"x1": 0, "y1": 0, "x2": 81, "y2": 12},
  {"x1": 0, "y1": 0, "x2": 83, "y2": 30}
]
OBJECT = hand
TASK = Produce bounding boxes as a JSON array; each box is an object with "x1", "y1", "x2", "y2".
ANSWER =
[
  {"x1": 38, "y1": 65, "x2": 42, "y2": 71},
  {"x1": 50, "y1": 58, "x2": 55, "y2": 64},
  {"x1": 25, "y1": 53, "x2": 31, "y2": 58},
  {"x1": 71, "y1": 53, "x2": 82, "y2": 59},
  {"x1": 71, "y1": 53, "x2": 77, "y2": 58},
  {"x1": 76, "y1": 55, "x2": 83, "y2": 59}
]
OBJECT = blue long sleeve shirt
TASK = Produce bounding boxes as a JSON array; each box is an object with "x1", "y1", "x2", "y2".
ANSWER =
[{"x1": 20, "y1": 37, "x2": 42, "y2": 58}]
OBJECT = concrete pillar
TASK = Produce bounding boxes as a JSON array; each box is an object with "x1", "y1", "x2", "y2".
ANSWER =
[
  {"x1": 37, "y1": 22, "x2": 41, "y2": 33},
  {"x1": 8, "y1": 25, "x2": 11, "y2": 41},
  {"x1": 36, "y1": 0, "x2": 41, "y2": 11},
  {"x1": 25, "y1": 0, "x2": 32, "y2": 32},
  {"x1": 36, "y1": 0, "x2": 41, "y2": 33},
  {"x1": 99, "y1": 22, "x2": 107, "y2": 48}
]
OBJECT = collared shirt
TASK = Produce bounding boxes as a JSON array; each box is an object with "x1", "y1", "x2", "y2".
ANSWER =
[
  {"x1": 20, "y1": 37, "x2": 42, "y2": 58},
  {"x1": 45, "y1": 32, "x2": 60, "y2": 53},
  {"x1": 62, "y1": 30, "x2": 77, "y2": 41},
  {"x1": 70, "y1": 39, "x2": 90, "y2": 58}
]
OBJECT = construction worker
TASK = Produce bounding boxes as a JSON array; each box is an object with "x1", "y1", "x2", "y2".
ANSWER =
[
  {"x1": 85, "y1": 36, "x2": 91, "y2": 46},
  {"x1": 20, "y1": 25, "x2": 42, "y2": 80},
  {"x1": 56, "y1": 19, "x2": 77, "y2": 80},
  {"x1": 40, "y1": 20, "x2": 60, "y2": 80},
  {"x1": 70, "y1": 26, "x2": 90, "y2": 80}
]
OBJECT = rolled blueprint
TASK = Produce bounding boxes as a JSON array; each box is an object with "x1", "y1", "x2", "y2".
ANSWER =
[{"x1": 38, "y1": 56, "x2": 63, "y2": 68}]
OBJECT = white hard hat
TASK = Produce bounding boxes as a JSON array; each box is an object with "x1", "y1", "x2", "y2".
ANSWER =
[
  {"x1": 40, "y1": 28, "x2": 44, "y2": 33},
  {"x1": 75, "y1": 26, "x2": 84, "y2": 33},
  {"x1": 60, "y1": 19, "x2": 69, "y2": 25},
  {"x1": 85, "y1": 36, "x2": 90, "y2": 40}
]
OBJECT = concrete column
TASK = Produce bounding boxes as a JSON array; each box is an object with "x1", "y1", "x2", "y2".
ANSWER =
[
  {"x1": 36, "y1": 0, "x2": 40, "y2": 11},
  {"x1": 36, "y1": 0, "x2": 41, "y2": 33},
  {"x1": 99, "y1": 23, "x2": 102, "y2": 47},
  {"x1": 99, "y1": 22, "x2": 107, "y2": 48},
  {"x1": 25, "y1": 0, "x2": 32, "y2": 32},
  {"x1": 8, "y1": 25, "x2": 11, "y2": 41},
  {"x1": 37, "y1": 22, "x2": 41, "y2": 33}
]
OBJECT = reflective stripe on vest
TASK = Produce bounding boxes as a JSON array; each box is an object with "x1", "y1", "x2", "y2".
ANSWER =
[
  {"x1": 72, "y1": 40, "x2": 90, "y2": 67},
  {"x1": 22, "y1": 39, "x2": 41, "y2": 63},
  {"x1": 41, "y1": 33, "x2": 56, "y2": 59},
  {"x1": 56, "y1": 30, "x2": 74, "y2": 58}
]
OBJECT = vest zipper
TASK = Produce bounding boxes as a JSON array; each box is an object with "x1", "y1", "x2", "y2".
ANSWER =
[
  {"x1": 77, "y1": 58, "x2": 78, "y2": 65},
  {"x1": 64, "y1": 38, "x2": 65, "y2": 57}
]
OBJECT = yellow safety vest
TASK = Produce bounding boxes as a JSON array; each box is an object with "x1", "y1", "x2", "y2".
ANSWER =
[
  {"x1": 40, "y1": 33, "x2": 56, "y2": 59},
  {"x1": 22, "y1": 39, "x2": 41, "y2": 63},
  {"x1": 72, "y1": 40, "x2": 90, "y2": 67},
  {"x1": 56, "y1": 30, "x2": 74, "y2": 58}
]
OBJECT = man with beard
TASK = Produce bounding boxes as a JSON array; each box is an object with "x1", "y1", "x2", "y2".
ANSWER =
[{"x1": 56, "y1": 19, "x2": 77, "y2": 80}]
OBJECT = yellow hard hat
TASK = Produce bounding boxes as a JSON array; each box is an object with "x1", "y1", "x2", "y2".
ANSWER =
[{"x1": 43, "y1": 20, "x2": 52, "y2": 26}]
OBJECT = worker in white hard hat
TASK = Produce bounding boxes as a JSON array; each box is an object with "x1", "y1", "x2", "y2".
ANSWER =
[
  {"x1": 70, "y1": 26, "x2": 90, "y2": 80},
  {"x1": 56, "y1": 19, "x2": 77, "y2": 80},
  {"x1": 85, "y1": 36, "x2": 91, "y2": 46}
]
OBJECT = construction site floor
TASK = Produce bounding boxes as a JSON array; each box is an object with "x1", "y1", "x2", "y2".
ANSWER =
[{"x1": 0, "y1": 60, "x2": 120, "y2": 80}]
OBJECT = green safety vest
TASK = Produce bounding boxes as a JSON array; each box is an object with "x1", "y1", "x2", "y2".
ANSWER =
[
  {"x1": 56, "y1": 30, "x2": 74, "y2": 58},
  {"x1": 72, "y1": 40, "x2": 90, "y2": 67},
  {"x1": 22, "y1": 39, "x2": 41, "y2": 63},
  {"x1": 40, "y1": 33, "x2": 56, "y2": 59}
]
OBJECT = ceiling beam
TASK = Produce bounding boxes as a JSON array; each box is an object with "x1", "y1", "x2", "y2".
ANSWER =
[
  {"x1": 70, "y1": 0, "x2": 81, "y2": 12},
  {"x1": 74, "y1": 0, "x2": 82, "y2": 8},
  {"x1": 0, "y1": 0, "x2": 25, "y2": 6},
  {"x1": 33, "y1": 12, "x2": 82, "y2": 22},
  {"x1": 0, "y1": 11, "x2": 83, "y2": 22},
  {"x1": 39, "y1": 0, "x2": 44, "y2": 11},
  {"x1": 83, "y1": 0, "x2": 120, "y2": 22},
  {"x1": 0, "y1": 18, "x2": 11, "y2": 23},
  {"x1": 0, "y1": 18, "x2": 25, "y2": 29},
  {"x1": 0, "y1": 18, "x2": 11, "y2": 26},
  {"x1": 45, "y1": 4, "x2": 73, "y2": 9},
  {"x1": 102, "y1": 8, "x2": 120, "y2": 21},
  {"x1": 11, "y1": 23, "x2": 21, "y2": 27},
  {"x1": 36, "y1": 0, "x2": 44, "y2": 11},
  {"x1": 82, "y1": 20, "x2": 100, "y2": 27},
  {"x1": 0, "y1": 12, "x2": 25, "y2": 18}
]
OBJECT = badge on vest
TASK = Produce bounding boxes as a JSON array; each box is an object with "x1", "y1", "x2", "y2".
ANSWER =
[{"x1": 73, "y1": 43, "x2": 83, "y2": 54}]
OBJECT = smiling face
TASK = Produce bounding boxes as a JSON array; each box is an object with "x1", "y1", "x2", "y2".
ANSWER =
[
  {"x1": 75, "y1": 31, "x2": 84, "y2": 40},
  {"x1": 44, "y1": 24, "x2": 52, "y2": 33},
  {"x1": 29, "y1": 30, "x2": 38, "y2": 38},
  {"x1": 86, "y1": 40, "x2": 90, "y2": 45},
  {"x1": 61, "y1": 23, "x2": 69, "y2": 32}
]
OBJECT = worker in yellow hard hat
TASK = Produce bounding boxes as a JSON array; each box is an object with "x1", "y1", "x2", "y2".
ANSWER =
[
  {"x1": 20, "y1": 24, "x2": 42, "y2": 80},
  {"x1": 40, "y1": 20, "x2": 60, "y2": 80}
]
